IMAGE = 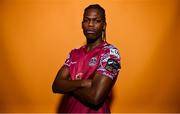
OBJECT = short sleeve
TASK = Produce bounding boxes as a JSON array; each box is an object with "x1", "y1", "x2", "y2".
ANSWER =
[
  {"x1": 96, "y1": 47, "x2": 121, "y2": 80},
  {"x1": 64, "y1": 51, "x2": 72, "y2": 67}
]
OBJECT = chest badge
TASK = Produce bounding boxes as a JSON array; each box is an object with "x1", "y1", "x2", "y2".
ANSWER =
[{"x1": 89, "y1": 57, "x2": 97, "y2": 66}]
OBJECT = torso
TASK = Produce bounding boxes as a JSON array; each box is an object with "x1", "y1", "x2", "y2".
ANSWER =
[{"x1": 61, "y1": 41, "x2": 120, "y2": 113}]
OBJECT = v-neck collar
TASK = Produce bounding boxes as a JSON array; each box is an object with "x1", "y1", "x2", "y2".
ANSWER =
[{"x1": 83, "y1": 41, "x2": 106, "y2": 53}]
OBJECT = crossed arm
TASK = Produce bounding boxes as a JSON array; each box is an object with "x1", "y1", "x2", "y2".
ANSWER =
[{"x1": 52, "y1": 65, "x2": 114, "y2": 106}]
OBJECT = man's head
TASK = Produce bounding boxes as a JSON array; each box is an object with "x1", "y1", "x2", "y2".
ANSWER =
[{"x1": 82, "y1": 4, "x2": 106, "y2": 42}]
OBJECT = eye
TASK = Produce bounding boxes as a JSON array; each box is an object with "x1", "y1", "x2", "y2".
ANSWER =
[
  {"x1": 94, "y1": 19, "x2": 102, "y2": 24},
  {"x1": 96, "y1": 20, "x2": 102, "y2": 22},
  {"x1": 83, "y1": 18, "x2": 89, "y2": 23}
]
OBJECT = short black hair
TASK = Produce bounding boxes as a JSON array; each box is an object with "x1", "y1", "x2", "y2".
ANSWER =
[{"x1": 84, "y1": 4, "x2": 106, "y2": 22}]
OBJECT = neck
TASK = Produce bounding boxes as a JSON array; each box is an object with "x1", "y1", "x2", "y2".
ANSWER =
[{"x1": 86, "y1": 37, "x2": 103, "y2": 52}]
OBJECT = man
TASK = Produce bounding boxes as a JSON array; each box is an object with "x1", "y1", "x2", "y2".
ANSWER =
[{"x1": 52, "y1": 4, "x2": 121, "y2": 113}]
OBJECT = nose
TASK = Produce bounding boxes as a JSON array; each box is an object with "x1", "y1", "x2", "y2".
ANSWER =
[{"x1": 88, "y1": 20, "x2": 94, "y2": 27}]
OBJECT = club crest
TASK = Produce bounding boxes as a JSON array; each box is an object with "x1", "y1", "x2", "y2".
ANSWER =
[{"x1": 89, "y1": 57, "x2": 97, "y2": 66}]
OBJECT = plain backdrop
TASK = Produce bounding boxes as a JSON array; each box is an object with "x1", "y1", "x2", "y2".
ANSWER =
[{"x1": 0, "y1": 0, "x2": 180, "y2": 112}]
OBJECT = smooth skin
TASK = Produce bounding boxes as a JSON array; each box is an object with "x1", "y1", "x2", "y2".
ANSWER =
[{"x1": 52, "y1": 8, "x2": 114, "y2": 107}]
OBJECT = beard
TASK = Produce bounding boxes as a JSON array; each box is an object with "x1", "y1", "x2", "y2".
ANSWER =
[{"x1": 85, "y1": 33, "x2": 102, "y2": 44}]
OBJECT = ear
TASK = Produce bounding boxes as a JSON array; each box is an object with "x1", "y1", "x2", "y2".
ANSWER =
[{"x1": 103, "y1": 22, "x2": 107, "y2": 31}]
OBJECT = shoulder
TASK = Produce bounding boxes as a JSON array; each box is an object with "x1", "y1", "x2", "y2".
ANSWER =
[
  {"x1": 69, "y1": 45, "x2": 85, "y2": 55},
  {"x1": 64, "y1": 45, "x2": 84, "y2": 66},
  {"x1": 96, "y1": 42, "x2": 121, "y2": 80},
  {"x1": 102, "y1": 42, "x2": 120, "y2": 59}
]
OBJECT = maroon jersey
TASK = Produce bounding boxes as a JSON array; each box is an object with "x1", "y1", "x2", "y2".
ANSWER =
[{"x1": 60, "y1": 41, "x2": 121, "y2": 113}]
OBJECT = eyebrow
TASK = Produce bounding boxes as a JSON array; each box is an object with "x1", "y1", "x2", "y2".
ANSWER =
[{"x1": 84, "y1": 16, "x2": 101, "y2": 19}]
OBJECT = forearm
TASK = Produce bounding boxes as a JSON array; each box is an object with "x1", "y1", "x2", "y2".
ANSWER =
[
  {"x1": 52, "y1": 79, "x2": 90, "y2": 94},
  {"x1": 72, "y1": 75, "x2": 113, "y2": 107},
  {"x1": 73, "y1": 87, "x2": 99, "y2": 106}
]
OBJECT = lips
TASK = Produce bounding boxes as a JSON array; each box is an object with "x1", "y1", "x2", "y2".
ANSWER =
[{"x1": 86, "y1": 30, "x2": 96, "y2": 34}]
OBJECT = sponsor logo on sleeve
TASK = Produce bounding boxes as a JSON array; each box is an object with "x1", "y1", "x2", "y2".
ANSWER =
[
  {"x1": 105, "y1": 58, "x2": 120, "y2": 73},
  {"x1": 110, "y1": 49, "x2": 120, "y2": 58}
]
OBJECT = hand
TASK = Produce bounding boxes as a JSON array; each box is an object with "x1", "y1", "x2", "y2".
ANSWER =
[{"x1": 81, "y1": 80, "x2": 92, "y2": 88}]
